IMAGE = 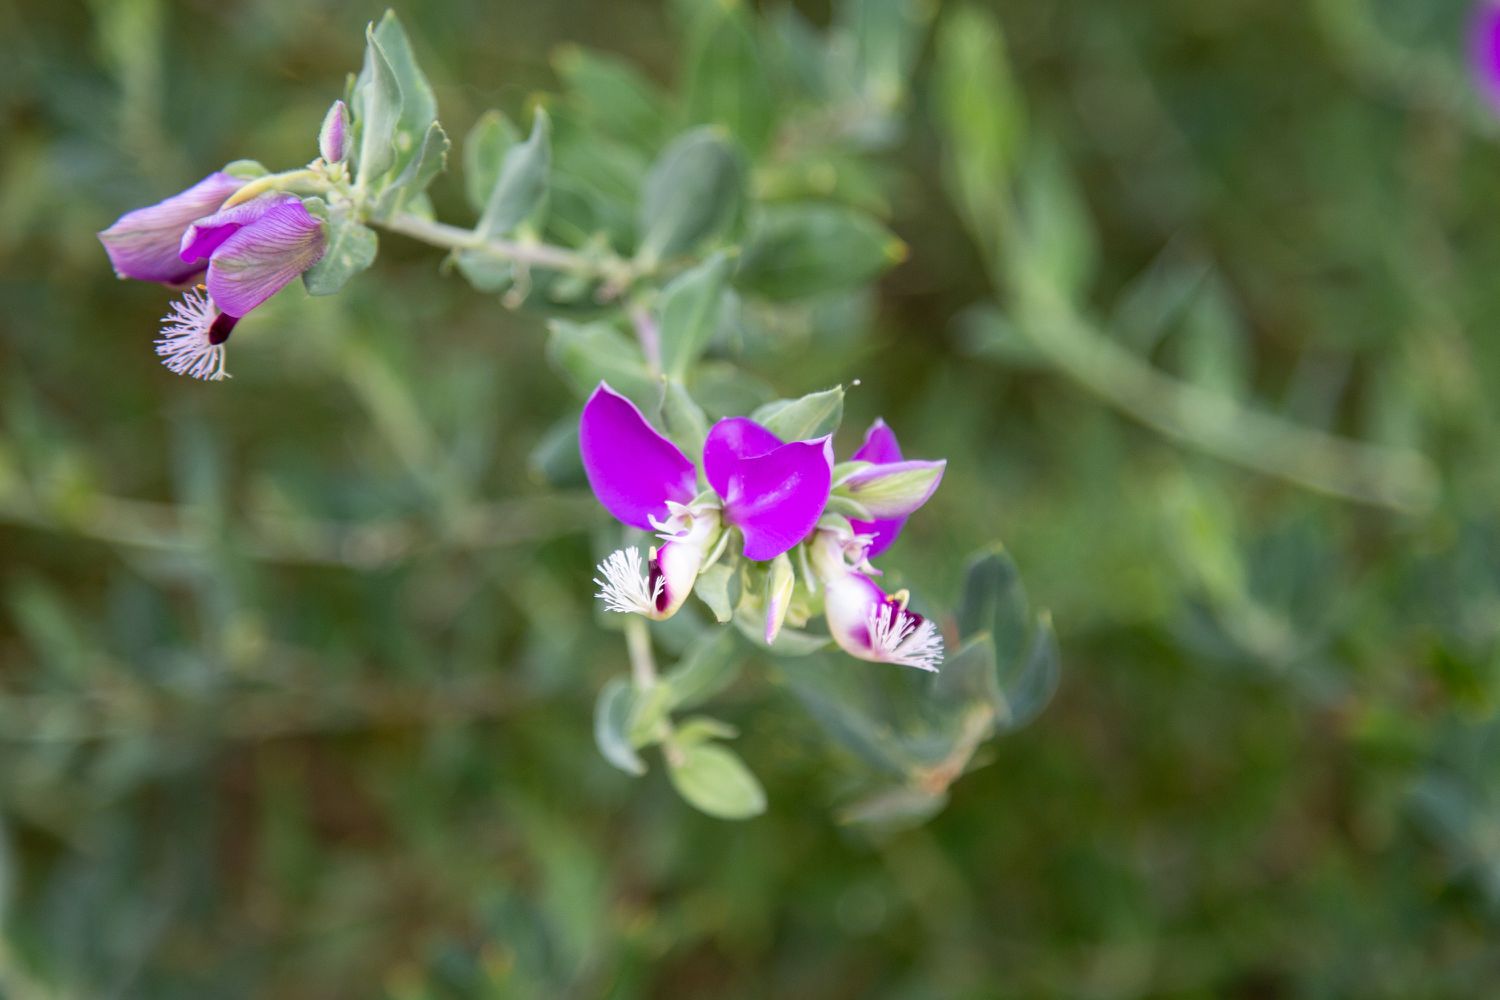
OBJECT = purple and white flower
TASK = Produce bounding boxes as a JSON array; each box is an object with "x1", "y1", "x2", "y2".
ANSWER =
[
  {"x1": 580, "y1": 382, "x2": 833, "y2": 620},
  {"x1": 808, "y1": 525, "x2": 944, "y2": 672},
  {"x1": 99, "y1": 175, "x2": 326, "y2": 381}
]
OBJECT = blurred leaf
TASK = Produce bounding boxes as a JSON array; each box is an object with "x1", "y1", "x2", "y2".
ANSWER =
[
  {"x1": 638, "y1": 128, "x2": 745, "y2": 263},
  {"x1": 475, "y1": 110, "x2": 551, "y2": 238},
  {"x1": 527, "y1": 415, "x2": 585, "y2": 487},
  {"x1": 751, "y1": 386, "x2": 845, "y2": 440},
  {"x1": 666, "y1": 741, "x2": 766, "y2": 819},
  {"x1": 659, "y1": 379, "x2": 709, "y2": 461},
  {"x1": 663, "y1": 628, "x2": 743, "y2": 710},
  {"x1": 375, "y1": 120, "x2": 450, "y2": 217},
  {"x1": 553, "y1": 44, "x2": 671, "y2": 151},
  {"x1": 957, "y1": 546, "x2": 1060, "y2": 731},
  {"x1": 736, "y1": 204, "x2": 903, "y2": 301},
  {"x1": 837, "y1": 0, "x2": 935, "y2": 114},
  {"x1": 658, "y1": 252, "x2": 732, "y2": 379},
  {"x1": 546, "y1": 320, "x2": 657, "y2": 402},
  {"x1": 1013, "y1": 142, "x2": 1097, "y2": 301},
  {"x1": 932, "y1": 5, "x2": 1025, "y2": 255},
  {"x1": 594, "y1": 678, "x2": 646, "y2": 775},
  {"x1": 681, "y1": 0, "x2": 776, "y2": 153},
  {"x1": 462, "y1": 110, "x2": 520, "y2": 214}
]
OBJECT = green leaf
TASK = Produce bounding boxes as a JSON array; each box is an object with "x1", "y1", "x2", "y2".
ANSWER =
[
  {"x1": 999, "y1": 613, "x2": 1059, "y2": 731},
  {"x1": 932, "y1": 5, "x2": 1025, "y2": 255},
  {"x1": 693, "y1": 562, "x2": 742, "y2": 624},
  {"x1": 751, "y1": 386, "x2": 845, "y2": 440},
  {"x1": 374, "y1": 120, "x2": 449, "y2": 217},
  {"x1": 837, "y1": 0, "x2": 936, "y2": 114},
  {"x1": 546, "y1": 320, "x2": 657, "y2": 403},
  {"x1": 221, "y1": 159, "x2": 269, "y2": 180},
  {"x1": 369, "y1": 10, "x2": 437, "y2": 148},
  {"x1": 1014, "y1": 142, "x2": 1096, "y2": 301},
  {"x1": 302, "y1": 209, "x2": 378, "y2": 297},
  {"x1": 673, "y1": 716, "x2": 739, "y2": 746},
  {"x1": 476, "y1": 109, "x2": 551, "y2": 238},
  {"x1": 667, "y1": 741, "x2": 767, "y2": 819},
  {"x1": 736, "y1": 204, "x2": 904, "y2": 301},
  {"x1": 681, "y1": 0, "x2": 776, "y2": 153},
  {"x1": 956, "y1": 546, "x2": 1060, "y2": 732},
  {"x1": 354, "y1": 24, "x2": 403, "y2": 182},
  {"x1": 663, "y1": 628, "x2": 743, "y2": 710},
  {"x1": 638, "y1": 128, "x2": 745, "y2": 264},
  {"x1": 552, "y1": 44, "x2": 670, "y2": 150},
  {"x1": 627, "y1": 683, "x2": 674, "y2": 746},
  {"x1": 453, "y1": 253, "x2": 513, "y2": 295},
  {"x1": 659, "y1": 379, "x2": 709, "y2": 462},
  {"x1": 657, "y1": 252, "x2": 732, "y2": 379},
  {"x1": 463, "y1": 110, "x2": 520, "y2": 213},
  {"x1": 526, "y1": 415, "x2": 585, "y2": 488},
  {"x1": 593, "y1": 678, "x2": 646, "y2": 776}
]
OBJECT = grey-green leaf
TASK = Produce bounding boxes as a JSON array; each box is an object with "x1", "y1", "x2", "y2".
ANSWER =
[
  {"x1": 545, "y1": 321, "x2": 656, "y2": 403},
  {"x1": 302, "y1": 213, "x2": 378, "y2": 297},
  {"x1": 463, "y1": 110, "x2": 520, "y2": 213},
  {"x1": 638, "y1": 128, "x2": 745, "y2": 264},
  {"x1": 477, "y1": 110, "x2": 551, "y2": 239},
  {"x1": 659, "y1": 379, "x2": 710, "y2": 462},
  {"x1": 658, "y1": 252, "x2": 732, "y2": 379},
  {"x1": 663, "y1": 628, "x2": 743, "y2": 711},
  {"x1": 693, "y1": 563, "x2": 741, "y2": 624},
  {"x1": 355, "y1": 25, "x2": 403, "y2": 182},
  {"x1": 667, "y1": 742, "x2": 766, "y2": 819},
  {"x1": 370, "y1": 10, "x2": 437, "y2": 144},
  {"x1": 751, "y1": 386, "x2": 844, "y2": 440},
  {"x1": 736, "y1": 204, "x2": 904, "y2": 301},
  {"x1": 594, "y1": 678, "x2": 646, "y2": 776}
]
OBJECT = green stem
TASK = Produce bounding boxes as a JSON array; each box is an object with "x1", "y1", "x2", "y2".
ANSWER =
[
  {"x1": 1014, "y1": 272, "x2": 1439, "y2": 513},
  {"x1": 623, "y1": 616, "x2": 657, "y2": 690},
  {"x1": 379, "y1": 211, "x2": 633, "y2": 284}
]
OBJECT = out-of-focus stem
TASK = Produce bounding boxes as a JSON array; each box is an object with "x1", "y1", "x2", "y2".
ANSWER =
[
  {"x1": 623, "y1": 616, "x2": 657, "y2": 690},
  {"x1": 379, "y1": 212, "x2": 636, "y2": 287},
  {"x1": 1013, "y1": 269, "x2": 1440, "y2": 513}
]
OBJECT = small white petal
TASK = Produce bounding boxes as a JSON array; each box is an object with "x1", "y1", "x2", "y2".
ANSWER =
[
  {"x1": 155, "y1": 288, "x2": 230, "y2": 381},
  {"x1": 593, "y1": 547, "x2": 661, "y2": 616}
]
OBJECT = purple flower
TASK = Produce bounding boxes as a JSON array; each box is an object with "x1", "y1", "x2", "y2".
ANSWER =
[
  {"x1": 1474, "y1": 3, "x2": 1500, "y2": 112},
  {"x1": 809, "y1": 527, "x2": 943, "y2": 672},
  {"x1": 843, "y1": 418, "x2": 945, "y2": 558},
  {"x1": 580, "y1": 382, "x2": 834, "y2": 620},
  {"x1": 99, "y1": 176, "x2": 327, "y2": 381}
]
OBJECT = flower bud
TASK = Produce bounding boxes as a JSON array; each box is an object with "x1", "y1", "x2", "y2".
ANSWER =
[{"x1": 319, "y1": 100, "x2": 351, "y2": 164}]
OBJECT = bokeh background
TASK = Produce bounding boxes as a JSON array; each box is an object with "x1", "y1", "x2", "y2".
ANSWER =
[{"x1": 5, "y1": 0, "x2": 1500, "y2": 995}]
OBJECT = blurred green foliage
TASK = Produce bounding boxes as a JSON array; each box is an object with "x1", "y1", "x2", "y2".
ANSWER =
[{"x1": 4, "y1": 0, "x2": 1500, "y2": 995}]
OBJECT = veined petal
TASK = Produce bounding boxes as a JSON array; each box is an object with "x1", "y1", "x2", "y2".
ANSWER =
[
  {"x1": 719, "y1": 436, "x2": 833, "y2": 561},
  {"x1": 579, "y1": 383, "x2": 699, "y2": 530},
  {"x1": 204, "y1": 200, "x2": 326, "y2": 317},
  {"x1": 98, "y1": 172, "x2": 244, "y2": 283},
  {"x1": 180, "y1": 193, "x2": 298, "y2": 264},
  {"x1": 848, "y1": 419, "x2": 933, "y2": 559},
  {"x1": 703, "y1": 417, "x2": 784, "y2": 497},
  {"x1": 851, "y1": 417, "x2": 903, "y2": 465}
]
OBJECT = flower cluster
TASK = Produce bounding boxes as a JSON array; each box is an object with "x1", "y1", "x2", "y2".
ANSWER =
[{"x1": 581, "y1": 383, "x2": 947, "y2": 671}]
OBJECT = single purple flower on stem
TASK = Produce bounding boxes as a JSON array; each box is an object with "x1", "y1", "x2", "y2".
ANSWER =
[
  {"x1": 1474, "y1": 3, "x2": 1500, "y2": 112},
  {"x1": 580, "y1": 383, "x2": 834, "y2": 620},
  {"x1": 100, "y1": 178, "x2": 327, "y2": 381}
]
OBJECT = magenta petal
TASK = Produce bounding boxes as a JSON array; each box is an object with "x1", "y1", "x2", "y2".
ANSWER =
[
  {"x1": 703, "y1": 417, "x2": 785, "y2": 497},
  {"x1": 204, "y1": 200, "x2": 326, "y2": 317},
  {"x1": 850, "y1": 419, "x2": 909, "y2": 558},
  {"x1": 98, "y1": 172, "x2": 244, "y2": 284},
  {"x1": 579, "y1": 383, "x2": 699, "y2": 530},
  {"x1": 721, "y1": 437, "x2": 833, "y2": 560},
  {"x1": 851, "y1": 417, "x2": 903, "y2": 465},
  {"x1": 180, "y1": 194, "x2": 297, "y2": 263},
  {"x1": 1474, "y1": 3, "x2": 1500, "y2": 111}
]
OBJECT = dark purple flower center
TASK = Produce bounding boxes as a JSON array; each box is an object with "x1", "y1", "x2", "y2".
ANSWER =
[
  {"x1": 208, "y1": 312, "x2": 239, "y2": 345},
  {"x1": 647, "y1": 555, "x2": 670, "y2": 613}
]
